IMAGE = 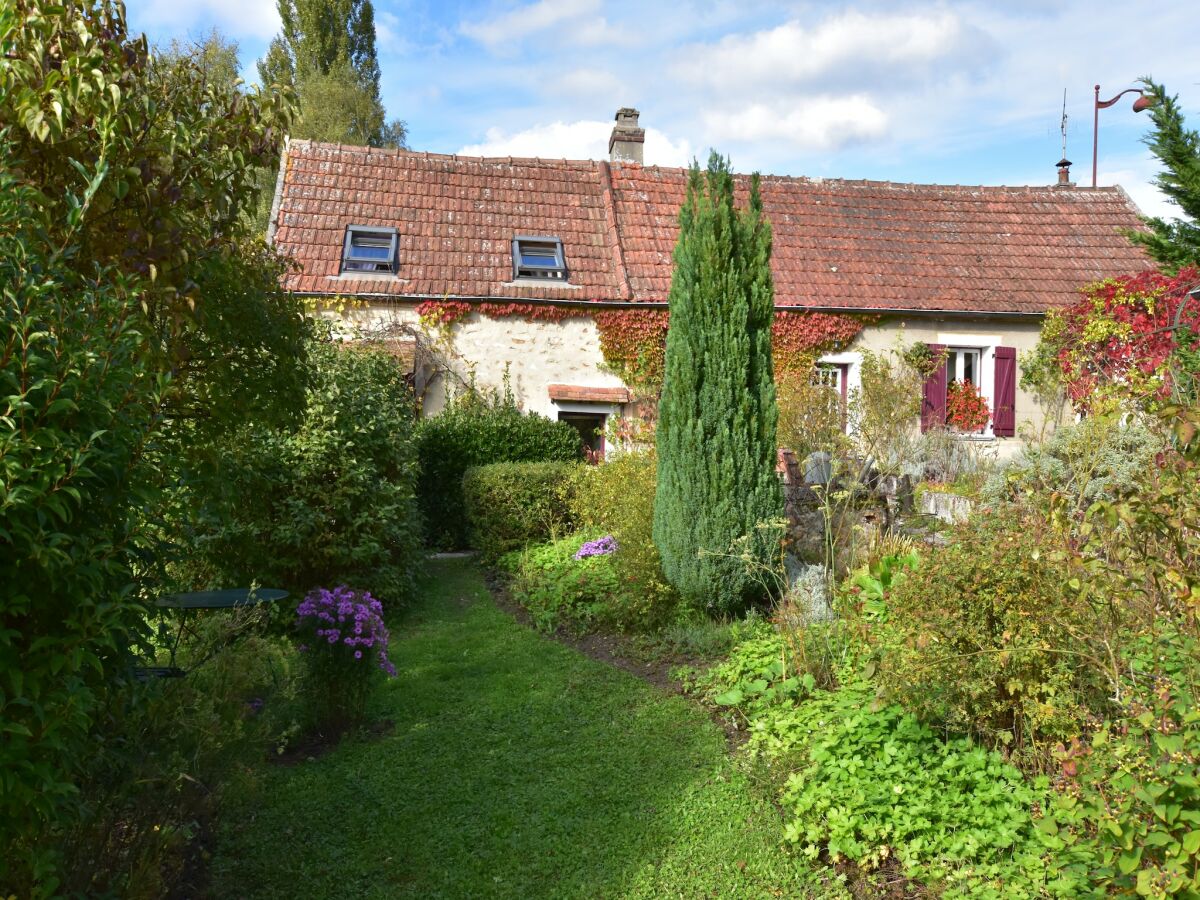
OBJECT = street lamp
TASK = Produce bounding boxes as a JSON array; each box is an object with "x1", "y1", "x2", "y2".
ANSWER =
[{"x1": 1093, "y1": 84, "x2": 1154, "y2": 188}]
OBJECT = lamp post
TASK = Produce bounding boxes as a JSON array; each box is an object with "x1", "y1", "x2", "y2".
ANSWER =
[{"x1": 1093, "y1": 84, "x2": 1154, "y2": 188}]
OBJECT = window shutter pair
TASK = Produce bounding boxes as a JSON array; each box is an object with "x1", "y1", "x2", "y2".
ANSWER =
[{"x1": 919, "y1": 343, "x2": 1016, "y2": 436}]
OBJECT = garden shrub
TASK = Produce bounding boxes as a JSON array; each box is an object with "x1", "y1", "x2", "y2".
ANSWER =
[
  {"x1": 849, "y1": 345, "x2": 924, "y2": 474},
  {"x1": 462, "y1": 461, "x2": 579, "y2": 561},
  {"x1": 180, "y1": 340, "x2": 423, "y2": 606},
  {"x1": 416, "y1": 391, "x2": 582, "y2": 549},
  {"x1": 875, "y1": 504, "x2": 1107, "y2": 765},
  {"x1": 570, "y1": 450, "x2": 679, "y2": 630},
  {"x1": 1, "y1": 4, "x2": 297, "y2": 890},
  {"x1": 1026, "y1": 412, "x2": 1200, "y2": 896},
  {"x1": 693, "y1": 626, "x2": 1051, "y2": 896},
  {"x1": 770, "y1": 685, "x2": 1048, "y2": 895},
  {"x1": 55, "y1": 622, "x2": 299, "y2": 898},
  {"x1": 1039, "y1": 630, "x2": 1200, "y2": 898},
  {"x1": 500, "y1": 533, "x2": 623, "y2": 633},
  {"x1": 981, "y1": 415, "x2": 1161, "y2": 510},
  {"x1": 295, "y1": 586, "x2": 396, "y2": 733}
]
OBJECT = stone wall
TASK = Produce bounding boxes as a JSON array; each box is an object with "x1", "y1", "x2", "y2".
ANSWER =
[
  {"x1": 335, "y1": 303, "x2": 1061, "y2": 457},
  {"x1": 340, "y1": 304, "x2": 627, "y2": 420}
]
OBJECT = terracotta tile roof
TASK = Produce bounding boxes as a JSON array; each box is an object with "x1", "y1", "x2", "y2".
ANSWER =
[
  {"x1": 548, "y1": 384, "x2": 632, "y2": 403},
  {"x1": 273, "y1": 140, "x2": 1152, "y2": 314}
]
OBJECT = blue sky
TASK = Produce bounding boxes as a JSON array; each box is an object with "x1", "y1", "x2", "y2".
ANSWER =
[{"x1": 125, "y1": 0, "x2": 1196, "y2": 220}]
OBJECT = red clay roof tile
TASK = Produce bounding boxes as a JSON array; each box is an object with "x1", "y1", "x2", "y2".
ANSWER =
[
  {"x1": 548, "y1": 384, "x2": 632, "y2": 403},
  {"x1": 273, "y1": 140, "x2": 1152, "y2": 314}
]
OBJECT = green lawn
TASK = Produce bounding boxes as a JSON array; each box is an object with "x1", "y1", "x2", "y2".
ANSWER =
[{"x1": 210, "y1": 556, "x2": 833, "y2": 899}]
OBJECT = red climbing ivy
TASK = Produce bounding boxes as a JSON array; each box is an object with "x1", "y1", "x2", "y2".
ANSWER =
[
  {"x1": 593, "y1": 309, "x2": 672, "y2": 393},
  {"x1": 413, "y1": 300, "x2": 872, "y2": 397},
  {"x1": 1040, "y1": 267, "x2": 1200, "y2": 412},
  {"x1": 415, "y1": 300, "x2": 473, "y2": 328},
  {"x1": 771, "y1": 311, "x2": 874, "y2": 381}
]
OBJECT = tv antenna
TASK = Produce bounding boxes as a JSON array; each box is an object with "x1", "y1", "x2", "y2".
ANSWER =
[{"x1": 1060, "y1": 88, "x2": 1069, "y2": 161}]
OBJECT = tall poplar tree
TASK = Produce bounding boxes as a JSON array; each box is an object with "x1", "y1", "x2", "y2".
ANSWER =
[
  {"x1": 257, "y1": 0, "x2": 406, "y2": 149},
  {"x1": 1128, "y1": 79, "x2": 1200, "y2": 271},
  {"x1": 653, "y1": 153, "x2": 783, "y2": 614}
]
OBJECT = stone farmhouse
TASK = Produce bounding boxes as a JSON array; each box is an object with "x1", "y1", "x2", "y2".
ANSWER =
[{"x1": 268, "y1": 108, "x2": 1149, "y2": 455}]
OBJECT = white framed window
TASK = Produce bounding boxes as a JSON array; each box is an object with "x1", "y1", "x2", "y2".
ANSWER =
[
  {"x1": 946, "y1": 347, "x2": 982, "y2": 386},
  {"x1": 813, "y1": 356, "x2": 855, "y2": 433},
  {"x1": 944, "y1": 345, "x2": 989, "y2": 436}
]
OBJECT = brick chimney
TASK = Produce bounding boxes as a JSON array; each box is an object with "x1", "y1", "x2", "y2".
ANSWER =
[
  {"x1": 1055, "y1": 157, "x2": 1074, "y2": 187},
  {"x1": 608, "y1": 107, "x2": 644, "y2": 165}
]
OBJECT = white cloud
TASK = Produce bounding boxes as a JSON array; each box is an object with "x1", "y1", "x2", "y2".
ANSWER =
[
  {"x1": 125, "y1": 0, "x2": 279, "y2": 41},
  {"x1": 460, "y1": 0, "x2": 623, "y2": 49},
  {"x1": 705, "y1": 95, "x2": 889, "y2": 150},
  {"x1": 674, "y1": 9, "x2": 971, "y2": 90},
  {"x1": 375, "y1": 10, "x2": 409, "y2": 55},
  {"x1": 457, "y1": 119, "x2": 692, "y2": 166}
]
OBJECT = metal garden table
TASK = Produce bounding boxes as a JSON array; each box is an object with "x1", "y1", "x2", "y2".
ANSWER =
[{"x1": 142, "y1": 588, "x2": 289, "y2": 678}]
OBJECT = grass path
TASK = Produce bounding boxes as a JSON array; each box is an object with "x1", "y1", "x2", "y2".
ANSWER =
[{"x1": 210, "y1": 557, "x2": 829, "y2": 899}]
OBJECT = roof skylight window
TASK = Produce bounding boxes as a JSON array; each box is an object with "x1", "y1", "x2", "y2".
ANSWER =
[
  {"x1": 342, "y1": 225, "x2": 399, "y2": 274},
  {"x1": 512, "y1": 235, "x2": 567, "y2": 281}
]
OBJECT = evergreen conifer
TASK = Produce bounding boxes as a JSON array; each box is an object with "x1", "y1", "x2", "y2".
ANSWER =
[
  {"x1": 653, "y1": 153, "x2": 783, "y2": 613},
  {"x1": 1128, "y1": 79, "x2": 1200, "y2": 271}
]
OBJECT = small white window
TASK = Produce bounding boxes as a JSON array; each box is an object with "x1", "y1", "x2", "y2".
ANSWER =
[
  {"x1": 811, "y1": 363, "x2": 846, "y2": 393},
  {"x1": 512, "y1": 235, "x2": 567, "y2": 281},
  {"x1": 946, "y1": 348, "x2": 981, "y2": 386},
  {"x1": 342, "y1": 225, "x2": 398, "y2": 274}
]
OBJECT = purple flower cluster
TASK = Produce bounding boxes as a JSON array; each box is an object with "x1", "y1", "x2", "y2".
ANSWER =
[
  {"x1": 574, "y1": 535, "x2": 619, "y2": 560},
  {"x1": 295, "y1": 585, "x2": 396, "y2": 676}
]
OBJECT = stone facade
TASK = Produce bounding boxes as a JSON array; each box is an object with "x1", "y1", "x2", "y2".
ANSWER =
[{"x1": 340, "y1": 301, "x2": 1059, "y2": 459}]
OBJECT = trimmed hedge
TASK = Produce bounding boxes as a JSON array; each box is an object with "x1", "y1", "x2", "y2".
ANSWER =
[
  {"x1": 416, "y1": 399, "x2": 582, "y2": 549},
  {"x1": 462, "y1": 461, "x2": 580, "y2": 561}
]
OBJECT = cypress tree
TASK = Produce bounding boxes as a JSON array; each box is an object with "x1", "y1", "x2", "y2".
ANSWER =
[{"x1": 653, "y1": 152, "x2": 783, "y2": 614}]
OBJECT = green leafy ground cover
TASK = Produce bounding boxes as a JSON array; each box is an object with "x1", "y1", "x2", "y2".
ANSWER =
[{"x1": 210, "y1": 557, "x2": 832, "y2": 899}]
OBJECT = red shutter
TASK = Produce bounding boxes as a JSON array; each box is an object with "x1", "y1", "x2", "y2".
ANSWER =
[
  {"x1": 920, "y1": 343, "x2": 947, "y2": 432},
  {"x1": 993, "y1": 346, "x2": 1017, "y2": 437}
]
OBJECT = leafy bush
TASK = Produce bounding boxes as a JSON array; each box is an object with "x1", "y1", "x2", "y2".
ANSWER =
[
  {"x1": 570, "y1": 450, "x2": 679, "y2": 630},
  {"x1": 771, "y1": 686, "x2": 1046, "y2": 894},
  {"x1": 296, "y1": 586, "x2": 395, "y2": 733},
  {"x1": 416, "y1": 392, "x2": 582, "y2": 549},
  {"x1": 500, "y1": 533, "x2": 623, "y2": 633},
  {"x1": 462, "y1": 461, "x2": 578, "y2": 561},
  {"x1": 0, "y1": 3, "x2": 300, "y2": 892},
  {"x1": 1040, "y1": 631, "x2": 1200, "y2": 898},
  {"x1": 179, "y1": 341, "x2": 423, "y2": 606},
  {"x1": 55, "y1": 622, "x2": 298, "y2": 898},
  {"x1": 691, "y1": 620, "x2": 815, "y2": 718},
  {"x1": 874, "y1": 505, "x2": 1107, "y2": 764},
  {"x1": 981, "y1": 415, "x2": 1161, "y2": 510},
  {"x1": 849, "y1": 345, "x2": 924, "y2": 474},
  {"x1": 693, "y1": 626, "x2": 1049, "y2": 895}
]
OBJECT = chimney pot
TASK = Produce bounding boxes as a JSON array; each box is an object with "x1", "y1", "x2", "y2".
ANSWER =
[
  {"x1": 1055, "y1": 157, "x2": 1074, "y2": 188},
  {"x1": 609, "y1": 106, "x2": 645, "y2": 165}
]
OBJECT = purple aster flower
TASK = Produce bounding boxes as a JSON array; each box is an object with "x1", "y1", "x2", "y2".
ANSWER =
[{"x1": 574, "y1": 535, "x2": 619, "y2": 560}]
